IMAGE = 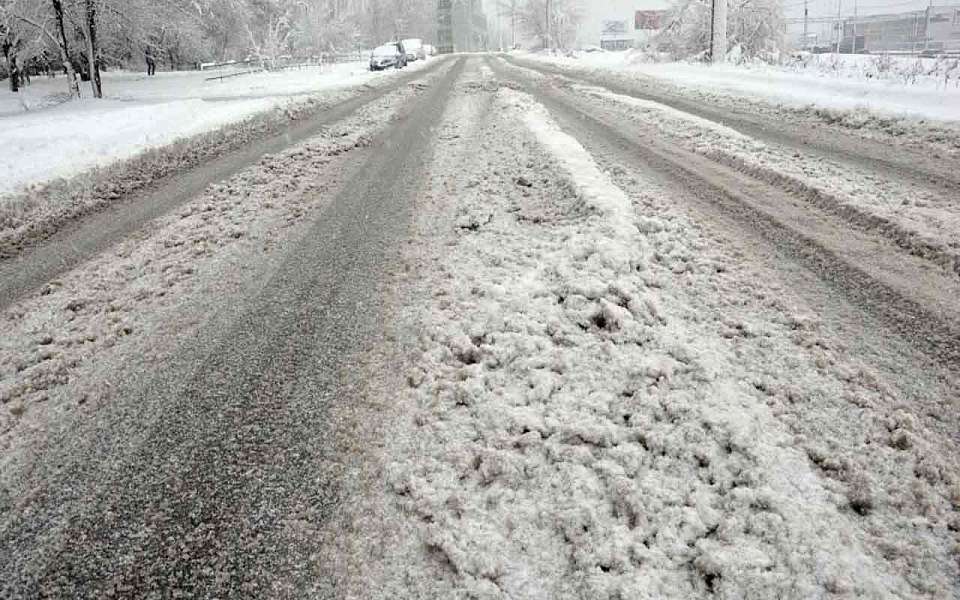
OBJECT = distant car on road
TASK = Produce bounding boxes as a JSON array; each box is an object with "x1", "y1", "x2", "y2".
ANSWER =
[
  {"x1": 402, "y1": 38, "x2": 426, "y2": 62},
  {"x1": 370, "y1": 42, "x2": 407, "y2": 71}
]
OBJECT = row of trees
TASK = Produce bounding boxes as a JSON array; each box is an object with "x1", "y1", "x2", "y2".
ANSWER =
[
  {"x1": 0, "y1": 0, "x2": 438, "y2": 97},
  {"x1": 658, "y1": 0, "x2": 785, "y2": 61},
  {"x1": 495, "y1": 0, "x2": 784, "y2": 61},
  {"x1": 495, "y1": 0, "x2": 581, "y2": 52}
]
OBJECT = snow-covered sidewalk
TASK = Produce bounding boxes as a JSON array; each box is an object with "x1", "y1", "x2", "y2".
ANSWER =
[
  {"x1": 519, "y1": 50, "x2": 960, "y2": 123},
  {"x1": 0, "y1": 60, "x2": 430, "y2": 196}
]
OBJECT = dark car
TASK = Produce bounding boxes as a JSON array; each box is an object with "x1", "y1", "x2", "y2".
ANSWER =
[{"x1": 370, "y1": 42, "x2": 407, "y2": 71}]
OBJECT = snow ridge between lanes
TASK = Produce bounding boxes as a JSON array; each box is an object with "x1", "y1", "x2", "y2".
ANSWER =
[
  {"x1": 385, "y1": 78, "x2": 945, "y2": 598},
  {"x1": 516, "y1": 91, "x2": 638, "y2": 243},
  {"x1": 571, "y1": 84, "x2": 752, "y2": 141},
  {"x1": 508, "y1": 88, "x2": 898, "y2": 596}
]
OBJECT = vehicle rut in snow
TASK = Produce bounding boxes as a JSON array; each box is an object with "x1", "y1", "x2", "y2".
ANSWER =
[
  {"x1": 489, "y1": 58, "x2": 960, "y2": 368},
  {"x1": 504, "y1": 55, "x2": 960, "y2": 198},
  {"x1": 0, "y1": 58, "x2": 456, "y2": 312},
  {"x1": 0, "y1": 58, "x2": 466, "y2": 599}
]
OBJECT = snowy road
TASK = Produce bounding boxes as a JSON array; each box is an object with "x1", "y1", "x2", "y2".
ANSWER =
[
  {"x1": 505, "y1": 55, "x2": 960, "y2": 195},
  {"x1": 0, "y1": 58, "x2": 453, "y2": 309},
  {"x1": 0, "y1": 57, "x2": 464, "y2": 596},
  {"x1": 1, "y1": 57, "x2": 959, "y2": 598},
  {"x1": 491, "y1": 58, "x2": 960, "y2": 366}
]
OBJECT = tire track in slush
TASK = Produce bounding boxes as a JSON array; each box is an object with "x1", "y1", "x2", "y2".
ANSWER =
[
  {"x1": 488, "y1": 58, "x2": 960, "y2": 368},
  {"x1": 0, "y1": 58, "x2": 455, "y2": 312},
  {"x1": 504, "y1": 55, "x2": 960, "y2": 198},
  {"x1": 0, "y1": 58, "x2": 466, "y2": 599}
]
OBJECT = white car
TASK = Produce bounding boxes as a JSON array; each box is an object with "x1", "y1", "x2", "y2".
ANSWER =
[
  {"x1": 370, "y1": 43, "x2": 407, "y2": 70},
  {"x1": 401, "y1": 38, "x2": 426, "y2": 61}
]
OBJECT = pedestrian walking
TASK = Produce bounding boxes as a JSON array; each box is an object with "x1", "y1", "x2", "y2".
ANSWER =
[{"x1": 145, "y1": 46, "x2": 156, "y2": 76}]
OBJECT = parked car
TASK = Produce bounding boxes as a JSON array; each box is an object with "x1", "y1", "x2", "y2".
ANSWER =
[
  {"x1": 370, "y1": 42, "x2": 407, "y2": 71},
  {"x1": 402, "y1": 38, "x2": 426, "y2": 61}
]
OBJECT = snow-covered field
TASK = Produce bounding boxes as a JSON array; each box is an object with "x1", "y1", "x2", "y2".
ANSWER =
[
  {"x1": 521, "y1": 50, "x2": 960, "y2": 123},
  {"x1": 0, "y1": 60, "x2": 429, "y2": 196}
]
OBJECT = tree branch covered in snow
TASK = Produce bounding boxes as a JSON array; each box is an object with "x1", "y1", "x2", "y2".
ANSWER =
[
  {"x1": 658, "y1": 0, "x2": 785, "y2": 62},
  {"x1": 1, "y1": 0, "x2": 438, "y2": 95},
  {"x1": 518, "y1": 0, "x2": 582, "y2": 51}
]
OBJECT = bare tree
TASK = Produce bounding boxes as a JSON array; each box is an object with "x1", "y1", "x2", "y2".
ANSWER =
[
  {"x1": 50, "y1": 0, "x2": 80, "y2": 96},
  {"x1": 658, "y1": 0, "x2": 784, "y2": 61},
  {"x1": 7, "y1": 0, "x2": 81, "y2": 97},
  {"x1": 2, "y1": 39, "x2": 19, "y2": 92},
  {"x1": 518, "y1": 0, "x2": 580, "y2": 50},
  {"x1": 1, "y1": 6, "x2": 20, "y2": 92},
  {"x1": 83, "y1": 0, "x2": 101, "y2": 97}
]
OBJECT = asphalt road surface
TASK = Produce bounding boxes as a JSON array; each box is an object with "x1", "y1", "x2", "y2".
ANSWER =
[
  {"x1": 2, "y1": 55, "x2": 958, "y2": 598},
  {"x1": 0, "y1": 58, "x2": 464, "y2": 597},
  {"x1": 0, "y1": 58, "x2": 452, "y2": 312}
]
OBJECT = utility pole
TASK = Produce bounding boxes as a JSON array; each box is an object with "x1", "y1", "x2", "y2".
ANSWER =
[
  {"x1": 437, "y1": 0, "x2": 453, "y2": 54},
  {"x1": 852, "y1": 0, "x2": 858, "y2": 53},
  {"x1": 803, "y1": 0, "x2": 809, "y2": 49},
  {"x1": 835, "y1": 0, "x2": 842, "y2": 54},
  {"x1": 710, "y1": 0, "x2": 727, "y2": 63},
  {"x1": 545, "y1": 0, "x2": 551, "y2": 50},
  {"x1": 924, "y1": 0, "x2": 932, "y2": 51}
]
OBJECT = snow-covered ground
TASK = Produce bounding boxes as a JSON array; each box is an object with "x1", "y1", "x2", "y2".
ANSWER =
[
  {"x1": 0, "y1": 60, "x2": 430, "y2": 196},
  {"x1": 520, "y1": 50, "x2": 960, "y2": 122},
  {"x1": 568, "y1": 82, "x2": 960, "y2": 273},
  {"x1": 1, "y1": 56, "x2": 958, "y2": 596},
  {"x1": 0, "y1": 65, "x2": 441, "y2": 489},
  {"x1": 0, "y1": 61, "x2": 382, "y2": 115},
  {"x1": 366, "y1": 65, "x2": 960, "y2": 598}
]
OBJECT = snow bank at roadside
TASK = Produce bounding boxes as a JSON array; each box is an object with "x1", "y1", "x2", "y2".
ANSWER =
[
  {"x1": 0, "y1": 61, "x2": 380, "y2": 116},
  {"x1": 1, "y1": 97, "x2": 278, "y2": 196},
  {"x1": 520, "y1": 50, "x2": 960, "y2": 123},
  {"x1": 0, "y1": 60, "x2": 432, "y2": 195}
]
